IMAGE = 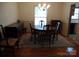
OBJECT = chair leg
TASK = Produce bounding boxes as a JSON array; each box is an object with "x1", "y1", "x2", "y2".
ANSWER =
[
  {"x1": 55, "y1": 33, "x2": 58, "y2": 41},
  {"x1": 30, "y1": 33, "x2": 33, "y2": 41},
  {"x1": 15, "y1": 39, "x2": 20, "y2": 49},
  {"x1": 34, "y1": 34, "x2": 37, "y2": 44},
  {"x1": 50, "y1": 35, "x2": 54, "y2": 47}
]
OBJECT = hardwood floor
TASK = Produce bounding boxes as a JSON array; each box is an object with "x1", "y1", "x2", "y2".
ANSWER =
[
  {"x1": 15, "y1": 47, "x2": 78, "y2": 57},
  {"x1": 14, "y1": 33, "x2": 79, "y2": 57},
  {"x1": 0, "y1": 33, "x2": 79, "y2": 57}
]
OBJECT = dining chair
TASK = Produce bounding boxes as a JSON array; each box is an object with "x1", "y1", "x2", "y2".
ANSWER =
[
  {"x1": 51, "y1": 21, "x2": 62, "y2": 41},
  {"x1": 50, "y1": 20, "x2": 62, "y2": 41},
  {"x1": 43, "y1": 25, "x2": 55, "y2": 44},
  {"x1": 0, "y1": 25, "x2": 8, "y2": 45},
  {"x1": 51, "y1": 20, "x2": 62, "y2": 33},
  {"x1": 0, "y1": 25, "x2": 14, "y2": 56},
  {"x1": 29, "y1": 23, "x2": 38, "y2": 44},
  {"x1": 0, "y1": 25, "x2": 19, "y2": 56}
]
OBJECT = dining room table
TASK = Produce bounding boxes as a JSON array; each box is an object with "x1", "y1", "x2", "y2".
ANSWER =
[{"x1": 32, "y1": 25, "x2": 56, "y2": 46}]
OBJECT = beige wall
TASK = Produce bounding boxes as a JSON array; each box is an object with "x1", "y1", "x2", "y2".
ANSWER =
[
  {"x1": 0, "y1": 2, "x2": 18, "y2": 27},
  {"x1": 18, "y1": 2, "x2": 63, "y2": 22},
  {"x1": 18, "y1": 2, "x2": 63, "y2": 32},
  {"x1": 0, "y1": 2, "x2": 78, "y2": 35},
  {"x1": 18, "y1": 2, "x2": 76, "y2": 34}
]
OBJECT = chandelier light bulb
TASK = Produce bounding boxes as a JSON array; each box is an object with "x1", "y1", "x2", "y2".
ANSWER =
[
  {"x1": 38, "y1": 3, "x2": 41, "y2": 8},
  {"x1": 42, "y1": 3, "x2": 46, "y2": 9},
  {"x1": 37, "y1": 3, "x2": 50, "y2": 10},
  {"x1": 47, "y1": 4, "x2": 50, "y2": 9}
]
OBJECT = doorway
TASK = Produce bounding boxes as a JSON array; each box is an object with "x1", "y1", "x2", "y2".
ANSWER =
[{"x1": 68, "y1": 3, "x2": 79, "y2": 40}]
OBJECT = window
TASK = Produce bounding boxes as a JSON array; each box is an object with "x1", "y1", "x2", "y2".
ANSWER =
[
  {"x1": 71, "y1": 8, "x2": 79, "y2": 23},
  {"x1": 34, "y1": 4, "x2": 50, "y2": 30}
]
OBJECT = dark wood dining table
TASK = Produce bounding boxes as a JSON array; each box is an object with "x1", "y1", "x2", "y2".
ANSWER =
[{"x1": 32, "y1": 25, "x2": 56, "y2": 45}]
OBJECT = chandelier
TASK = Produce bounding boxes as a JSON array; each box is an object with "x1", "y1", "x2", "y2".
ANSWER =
[{"x1": 38, "y1": 3, "x2": 50, "y2": 10}]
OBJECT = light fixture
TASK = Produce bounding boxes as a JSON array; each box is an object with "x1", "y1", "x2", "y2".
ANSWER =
[
  {"x1": 46, "y1": 4, "x2": 50, "y2": 9},
  {"x1": 38, "y1": 3, "x2": 41, "y2": 8},
  {"x1": 38, "y1": 3, "x2": 50, "y2": 10},
  {"x1": 42, "y1": 3, "x2": 46, "y2": 9}
]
